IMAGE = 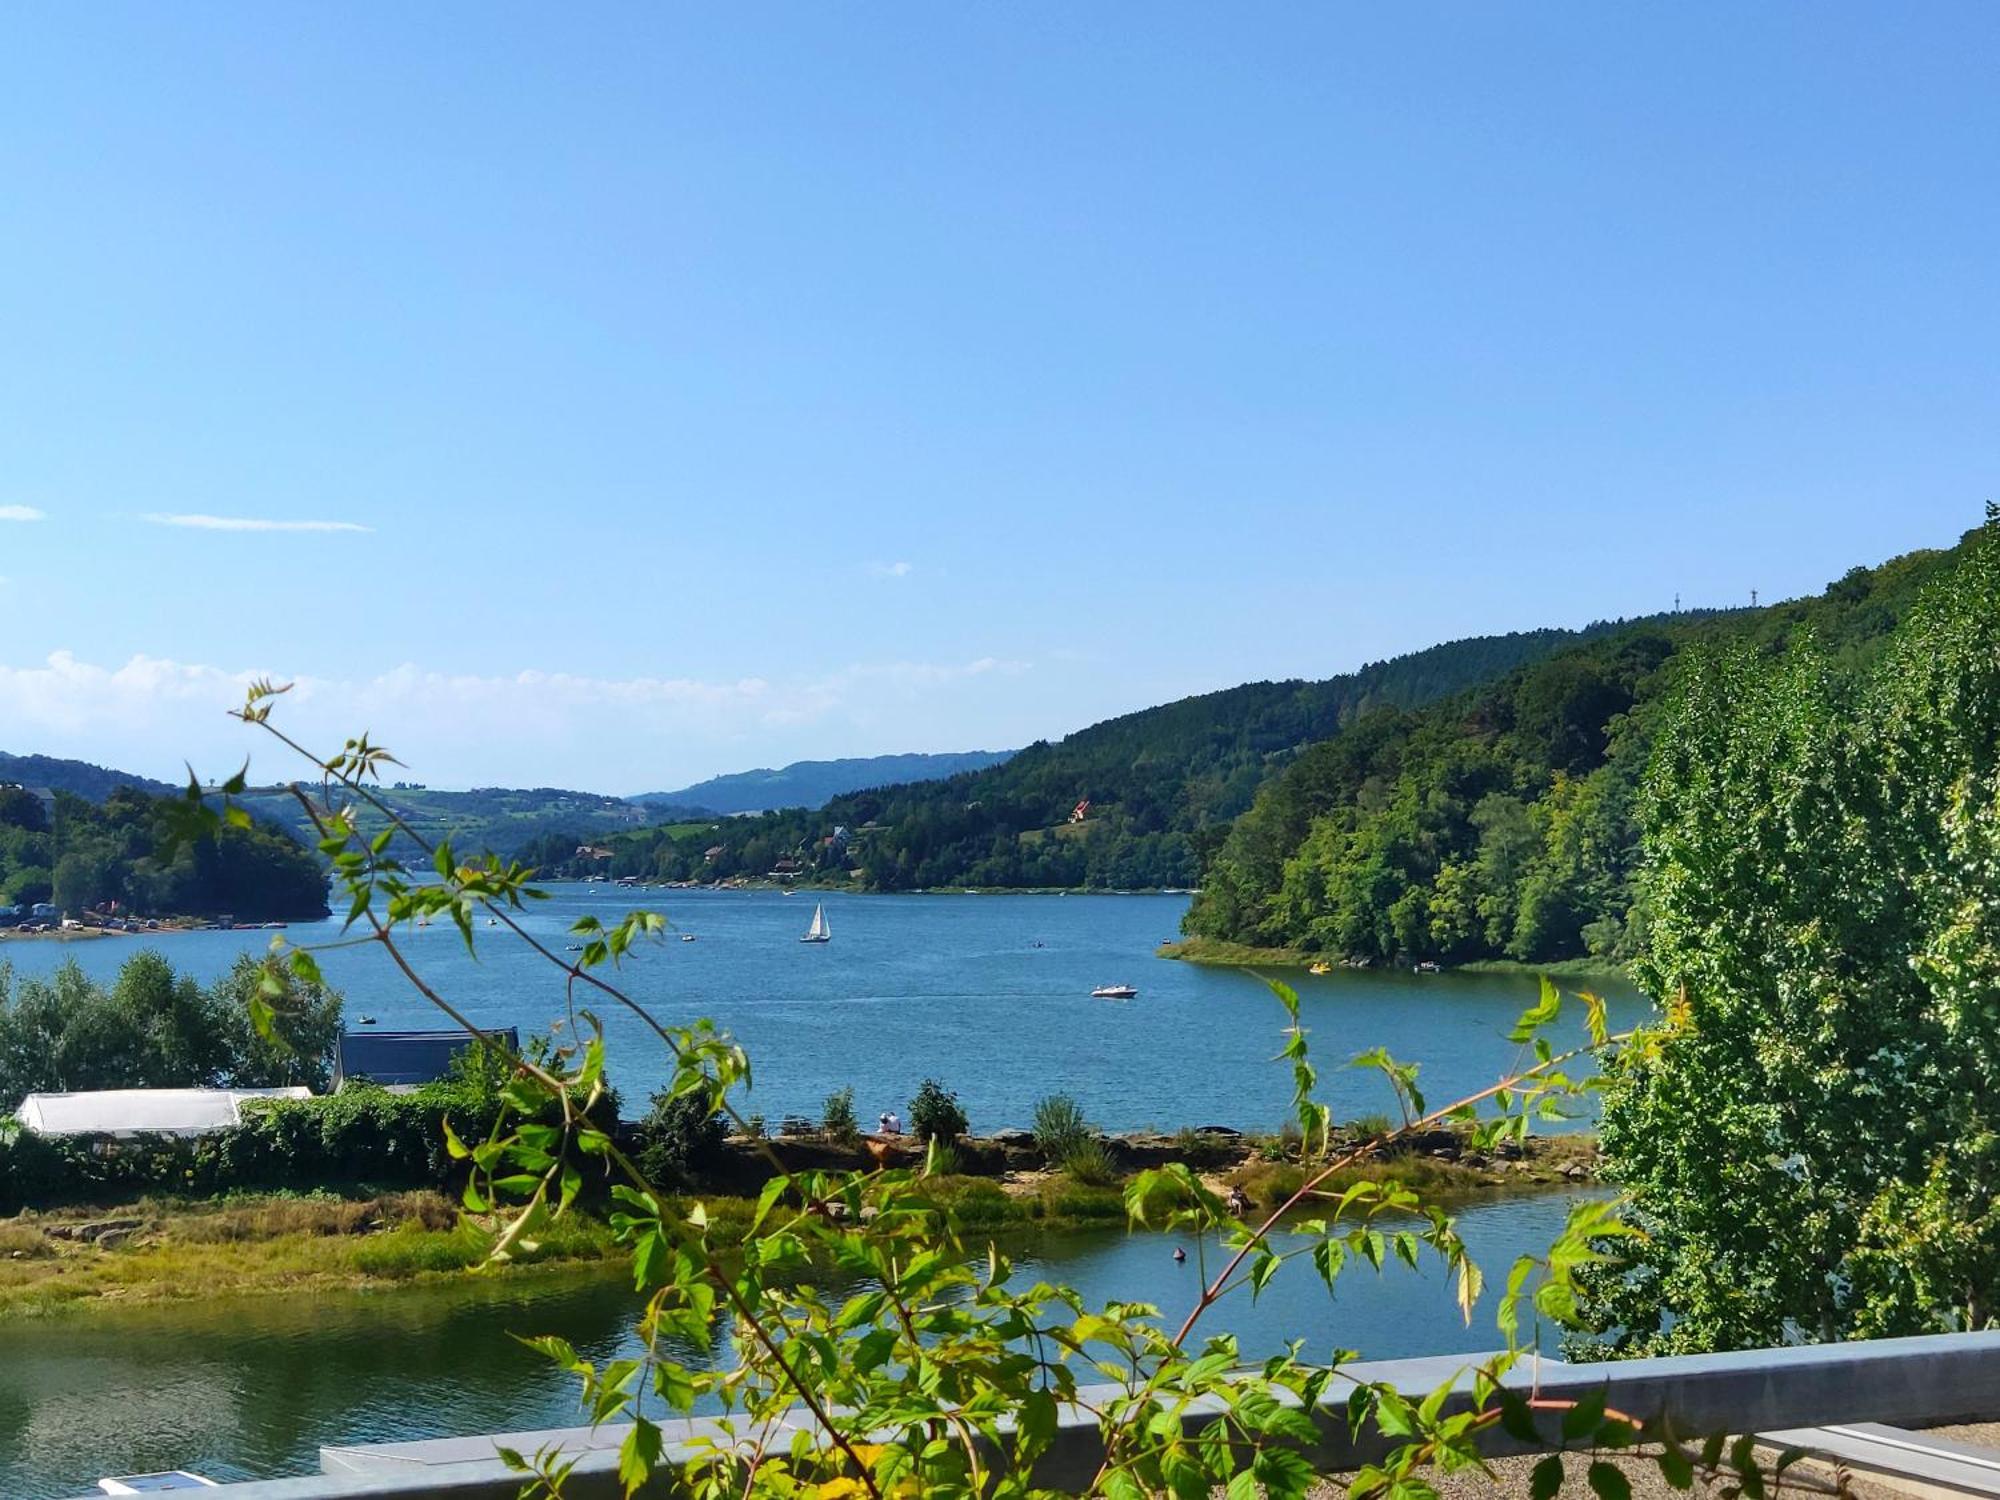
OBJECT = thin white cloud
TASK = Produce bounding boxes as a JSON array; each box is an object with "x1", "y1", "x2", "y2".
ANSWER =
[
  {"x1": 867, "y1": 560, "x2": 915, "y2": 579},
  {"x1": 142, "y1": 513, "x2": 373, "y2": 534},
  {"x1": 0, "y1": 651, "x2": 1034, "y2": 788},
  {"x1": 0, "y1": 505, "x2": 46, "y2": 522}
]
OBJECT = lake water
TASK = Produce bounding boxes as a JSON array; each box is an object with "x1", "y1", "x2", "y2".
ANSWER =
[
  {"x1": 0, "y1": 1190, "x2": 1598, "y2": 1498},
  {"x1": 0, "y1": 888, "x2": 1651, "y2": 1131}
]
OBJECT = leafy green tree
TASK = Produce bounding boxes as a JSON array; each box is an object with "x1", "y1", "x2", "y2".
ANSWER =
[
  {"x1": 908, "y1": 1077, "x2": 968, "y2": 1142},
  {"x1": 0, "y1": 786, "x2": 47, "y2": 833},
  {"x1": 0, "y1": 951, "x2": 342, "y2": 1109},
  {"x1": 1581, "y1": 510, "x2": 2000, "y2": 1352}
]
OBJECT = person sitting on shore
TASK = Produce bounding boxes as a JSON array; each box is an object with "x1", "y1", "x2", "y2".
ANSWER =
[{"x1": 879, "y1": 1111, "x2": 903, "y2": 1136}]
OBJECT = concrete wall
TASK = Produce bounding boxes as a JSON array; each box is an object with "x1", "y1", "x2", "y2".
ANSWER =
[{"x1": 78, "y1": 1331, "x2": 2000, "y2": 1498}]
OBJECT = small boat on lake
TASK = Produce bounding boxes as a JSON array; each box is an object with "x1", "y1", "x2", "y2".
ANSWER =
[
  {"x1": 1307, "y1": 962, "x2": 1331, "y2": 976},
  {"x1": 1091, "y1": 983, "x2": 1138, "y2": 999},
  {"x1": 1413, "y1": 960, "x2": 1442, "y2": 974},
  {"x1": 681, "y1": 933, "x2": 697, "y2": 942},
  {"x1": 801, "y1": 903, "x2": 831, "y2": 943}
]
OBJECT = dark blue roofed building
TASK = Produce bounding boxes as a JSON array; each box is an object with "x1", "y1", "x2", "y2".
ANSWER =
[{"x1": 332, "y1": 1028, "x2": 520, "y2": 1092}]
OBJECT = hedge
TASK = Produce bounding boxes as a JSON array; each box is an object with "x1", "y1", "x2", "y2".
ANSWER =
[{"x1": 0, "y1": 1082, "x2": 621, "y2": 1214}]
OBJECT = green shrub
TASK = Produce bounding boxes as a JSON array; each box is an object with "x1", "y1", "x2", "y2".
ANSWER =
[
  {"x1": 636, "y1": 1090, "x2": 727, "y2": 1190},
  {"x1": 910, "y1": 1079, "x2": 967, "y2": 1143},
  {"x1": 821, "y1": 1087, "x2": 860, "y2": 1147},
  {"x1": 1059, "y1": 1136, "x2": 1118, "y2": 1187},
  {"x1": 922, "y1": 1139, "x2": 964, "y2": 1178},
  {"x1": 1044, "y1": 1180, "x2": 1124, "y2": 1220},
  {"x1": 932, "y1": 1177, "x2": 1016, "y2": 1227},
  {"x1": 1231, "y1": 1161, "x2": 1306, "y2": 1210},
  {"x1": 1031, "y1": 1093, "x2": 1090, "y2": 1163}
]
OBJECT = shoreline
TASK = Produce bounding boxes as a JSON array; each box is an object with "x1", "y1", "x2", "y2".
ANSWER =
[
  {"x1": 1156, "y1": 937, "x2": 1629, "y2": 980},
  {"x1": 1, "y1": 1132, "x2": 1597, "y2": 1318}
]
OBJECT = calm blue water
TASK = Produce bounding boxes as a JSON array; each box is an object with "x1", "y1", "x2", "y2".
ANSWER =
[
  {"x1": 0, "y1": 889, "x2": 1649, "y2": 1131},
  {"x1": 0, "y1": 1190, "x2": 1595, "y2": 1498}
]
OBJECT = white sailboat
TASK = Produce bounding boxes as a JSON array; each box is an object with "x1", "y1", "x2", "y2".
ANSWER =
[{"x1": 801, "y1": 902, "x2": 831, "y2": 943}]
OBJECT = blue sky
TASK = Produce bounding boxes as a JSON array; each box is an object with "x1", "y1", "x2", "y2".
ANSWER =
[{"x1": 1, "y1": 5, "x2": 1995, "y2": 792}]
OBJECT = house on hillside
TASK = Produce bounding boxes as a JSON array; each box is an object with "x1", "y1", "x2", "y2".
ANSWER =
[
  {"x1": 16, "y1": 1087, "x2": 312, "y2": 1139},
  {"x1": 333, "y1": 1027, "x2": 521, "y2": 1092}
]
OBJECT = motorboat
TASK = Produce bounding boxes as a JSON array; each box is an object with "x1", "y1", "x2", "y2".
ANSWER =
[{"x1": 1091, "y1": 983, "x2": 1138, "y2": 999}]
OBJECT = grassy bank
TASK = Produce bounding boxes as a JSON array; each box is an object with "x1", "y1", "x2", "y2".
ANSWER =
[
  {"x1": 1158, "y1": 937, "x2": 1627, "y2": 980},
  {"x1": 0, "y1": 1191, "x2": 624, "y2": 1318},
  {"x1": 1452, "y1": 956, "x2": 1630, "y2": 979},
  {"x1": 0, "y1": 1130, "x2": 1596, "y2": 1319},
  {"x1": 1156, "y1": 938, "x2": 1321, "y2": 968}
]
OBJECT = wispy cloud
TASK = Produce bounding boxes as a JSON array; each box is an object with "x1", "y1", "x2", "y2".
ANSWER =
[
  {"x1": 142, "y1": 513, "x2": 373, "y2": 534},
  {"x1": 0, "y1": 505, "x2": 46, "y2": 522},
  {"x1": 867, "y1": 560, "x2": 915, "y2": 579},
  {"x1": 0, "y1": 650, "x2": 1034, "y2": 788}
]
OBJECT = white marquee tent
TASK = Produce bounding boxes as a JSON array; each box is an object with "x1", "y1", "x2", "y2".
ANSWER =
[{"x1": 15, "y1": 1087, "x2": 312, "y2": 1139}]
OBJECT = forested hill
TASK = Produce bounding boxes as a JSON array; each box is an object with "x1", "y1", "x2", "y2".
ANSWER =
[
  {"x1": 0, "y1": 753, "x2": 176, "y2": 801},
  {"x1": 637, "y1": 750, "x2": 1014, "y2": 815},
  {"x1": 1182, "y1": 536, "x2": 1965, "y2": 967},
  {"x1": 0, "y1": 784, "x2": 328, "y2": 921},
  {"x1": 596, "y1": 618, "x2": 1694, "y2": 890}
]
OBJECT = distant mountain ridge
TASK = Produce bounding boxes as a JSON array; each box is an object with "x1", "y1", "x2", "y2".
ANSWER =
[
  {"x1": 0, "y1": 748, "x2": 1013, "y2": 859},
  {"x1": 636, "y1": 750, "x2": 1015, "y2": 815}
]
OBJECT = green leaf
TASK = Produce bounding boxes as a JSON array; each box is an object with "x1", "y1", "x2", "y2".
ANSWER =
[
  {"x1": 1374, "y1": 1388, "x2": 1418, "y2": 1437},
  {"x1": 1562, "y1": 1388, "x2": 1607, "y2": 1441},
  {"x1": 617, "y1": 1416, "x2": 661, "y2": 1497},
  {"x1": 1253, "y1": 1447, "x2": 1317, "y2": 1500},
  {"x1": 1588, "y1": 1460, "x2": 1632, "y2": 1500},
  {"x1": 1530, "y1": 1455, "x2": 1564, "y2": 1500},
  {"x1": 1497, "y1": 1391, "x2": 1542, "y2": 1445},
  {"x1": 1657, "y1": 1447, "x2": 1694, "y2": 1490}
]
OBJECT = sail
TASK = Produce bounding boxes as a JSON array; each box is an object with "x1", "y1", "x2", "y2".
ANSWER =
[{"x1": 806, "y1": 903, "x2": 829, "y2": 940}]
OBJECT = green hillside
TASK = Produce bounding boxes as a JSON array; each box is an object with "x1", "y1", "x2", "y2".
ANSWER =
[
  {"x1": 0, "y1": 752, "x2": 176, "y2": 801},
  {"x1": 231, "y1": 783, "x2": 702, "y2": 862},
  {"x1": 0, "y1": 784, "x2": 327, "y2": 921},
  {"x1": 1182, "y1": 535, "x2": 1963, "y2": 967},
  {"x1": 601, "y1": 619, "x2": 1696, "y2": 889},
  {"x1": 636, "y1": 750, "x2": 1015, "y2": 815}
]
